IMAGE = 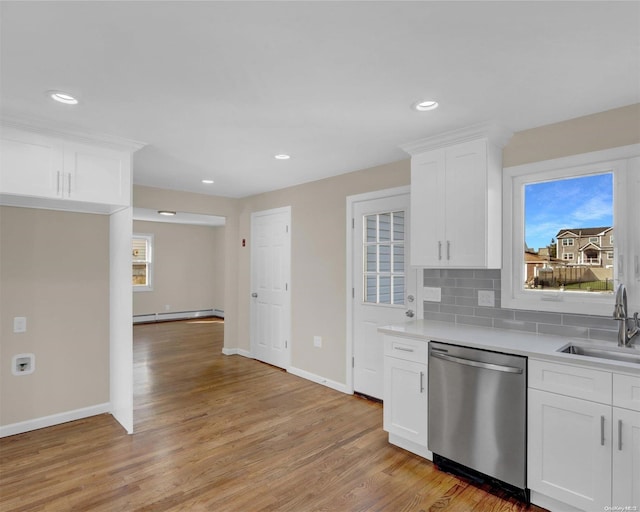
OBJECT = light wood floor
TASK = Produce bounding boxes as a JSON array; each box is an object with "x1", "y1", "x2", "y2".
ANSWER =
[{"x1": 1, "y1": 319, "x2": 546, "y2": 511}]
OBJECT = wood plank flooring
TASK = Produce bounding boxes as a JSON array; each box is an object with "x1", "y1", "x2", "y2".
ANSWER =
[{"x1": 1, "y1": 319, "x2": 546, "y2": 511}]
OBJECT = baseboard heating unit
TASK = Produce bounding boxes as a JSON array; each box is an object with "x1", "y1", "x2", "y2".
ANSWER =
[{"x1": 133, "y1": 309, "x2": 224, "y2": 324}]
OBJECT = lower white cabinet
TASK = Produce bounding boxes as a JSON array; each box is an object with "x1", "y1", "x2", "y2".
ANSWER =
[
  {"x1": 612, "y1": 407, "x2": 640, "y2": 508},
  {"x1": 528, "y1": 388, "x2": 611, "y2": 511},
  {"x1": 528, "y1": 359, "x2": 640, "y2": 511},
  {"x1": 382, "y1": 335, "x2": 429, "y2": 459}
]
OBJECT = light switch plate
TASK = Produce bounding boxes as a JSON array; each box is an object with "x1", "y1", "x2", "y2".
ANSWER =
[
  {"x1": 423, "y1": 287, "x2": 442, "y2": 302},
  {"x1": 478, "y1": 290, "x2": 495, "y2": 307},
  {"x1": 13, "y1": 317, "x2": 27, "y2": 333}
]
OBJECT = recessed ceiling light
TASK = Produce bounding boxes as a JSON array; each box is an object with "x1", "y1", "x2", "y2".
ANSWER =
[
  {"x1": 158, "y1": 210, "x2": 176, "y2": 216},
  {"x1": 413, "y1": 100, "x2": 439, "y2": 112},
  {"x1": 47, "y1": 90, "x2": 79, "y2": 105},
  {"x1": 274, "y1": 154, "x2": 290, "y2": 160},
  {"x1": 201, "y1": 179, "x2": 214, "y2": 184}
]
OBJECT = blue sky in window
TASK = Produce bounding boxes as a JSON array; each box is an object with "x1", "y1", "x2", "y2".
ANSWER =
[{"x1": 525, "y1": 173, "x2": 613, "y2": 251}]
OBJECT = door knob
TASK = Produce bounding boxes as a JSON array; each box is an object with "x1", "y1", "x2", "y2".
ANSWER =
[
  {"x1": 251, "y1": 292, "x2": 258, "y2": 298},
  {"x1": 405, "y1": 309, "x2": 415, "y2": 318}
]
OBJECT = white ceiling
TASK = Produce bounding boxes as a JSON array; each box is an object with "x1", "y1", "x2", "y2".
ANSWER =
[{"x1": 1, "y1": 2, "x2": 638, "y2": 198}]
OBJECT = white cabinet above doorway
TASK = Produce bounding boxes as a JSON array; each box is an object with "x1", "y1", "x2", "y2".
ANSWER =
[
  {"x1": 0, "y1": 122, "x2": 143, "y2": 214},
  {"x1": 402, "y1": 123, "x2": 512, "y2": 269}
]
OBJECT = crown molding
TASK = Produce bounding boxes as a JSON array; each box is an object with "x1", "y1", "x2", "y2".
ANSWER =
[
  {"x1": 400, "y1": 121, "x2": 513, "y2": 155},
  {"x1": 0, "y1": 114, "x2": 146, "y2": 152}
]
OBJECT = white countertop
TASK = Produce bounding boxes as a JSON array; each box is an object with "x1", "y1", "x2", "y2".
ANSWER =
[{"x1": 379, "y1": 320, "x2": 640, "y2": 375}]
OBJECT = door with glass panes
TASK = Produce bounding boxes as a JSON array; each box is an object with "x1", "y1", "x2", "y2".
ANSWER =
[{"x1": 352, "y1": 192, "x2": 416, "y2": 399}]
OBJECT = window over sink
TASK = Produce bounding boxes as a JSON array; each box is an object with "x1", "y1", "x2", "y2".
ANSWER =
[{"x1": 502, "y1": 144, "x2": 640, "y2": 315}]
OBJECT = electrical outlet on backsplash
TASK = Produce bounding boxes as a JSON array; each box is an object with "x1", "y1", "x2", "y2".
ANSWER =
[{"x1": 422, "y1": 268, "x2": 619, "y2": 342}]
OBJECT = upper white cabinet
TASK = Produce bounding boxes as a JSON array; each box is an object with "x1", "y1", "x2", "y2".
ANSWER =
[
  {"x1": 402, "y1": 123, "x2": 512, "y2": 268},
  {"x1": 0, "y1": 123, "x2": 142, "y2": 214}
]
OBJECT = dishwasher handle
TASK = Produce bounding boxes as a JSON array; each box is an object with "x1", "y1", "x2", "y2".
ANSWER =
[{"x1": 430, "y1": 351, "x2": 523, "y2": 374}]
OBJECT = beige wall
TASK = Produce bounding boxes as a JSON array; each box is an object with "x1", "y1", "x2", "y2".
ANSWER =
[
  {"x1": 0, "y1": 206, "x2": 110, "y2": 426},
  {"x1": 132, "y1": 186, "x2": 240, "y2": 347},
  {"x1": 4, "y1": 103, "x2": 635, "y2": 429},
  {"x1": 132, "y1": 221, "x2": 225, "y2": 316},
  {"x1": 236, "y1": 160, "x2": 411, "y2": 383},
  {"x1": 232, "y1": 103, "x2": 639, "y2": 386},
  {"x1": 504, "y1": 103, "x2": 640, "y2": 167}
]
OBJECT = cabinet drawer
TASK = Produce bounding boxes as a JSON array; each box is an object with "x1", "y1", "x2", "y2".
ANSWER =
[
  {"x1": 613, "y1": 373, "x2": 640, "y2": 412},
  {"x1": 529, "y1": 359, "x2": 612, "y2": 404},
  {"x1": 383, "y1": 335, "x2": 427, "y2": 363}
]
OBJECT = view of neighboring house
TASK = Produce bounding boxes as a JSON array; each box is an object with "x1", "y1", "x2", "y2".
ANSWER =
[
  {"x1": 525, "y1": 227, "x2": 615, "y2": 291},
  {"x1": 556, "y1": 227, "x2": 614, "y2": 267}
]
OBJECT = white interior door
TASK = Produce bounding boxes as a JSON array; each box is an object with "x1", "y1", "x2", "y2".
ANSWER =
[
  {"x1": 250, "y1": 207, "x2": 291, "y2": 369},
  {"x1": 352, "y1": 191, "x2": 416, "y2": 399}
]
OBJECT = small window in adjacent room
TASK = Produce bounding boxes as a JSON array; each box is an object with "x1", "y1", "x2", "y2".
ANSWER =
[{"x1": 132, "y1": 234, "x2": 153, "y2": 291}]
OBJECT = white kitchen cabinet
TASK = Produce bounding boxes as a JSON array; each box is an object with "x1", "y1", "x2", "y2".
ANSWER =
[
  {"x1": 382, "y1": 335, "x2": 430, "y2": 459},
  {"x1": 612, "y1": 407, "x2": 640, "y2": 508},
  {"x1": 0, "y1": 125, "x2": 133, "y2": 212},
  {"x1": 528, "y1": 388, "x2": 612, "y2": 511},
  {"x1": 403, "y1": 124, "x2": 510, "y2": 268},
  {"x1": 529, "y1": 359, "x2": 640, "y2": 511},
  {"x1": 0, "y1": 127, "x2": 63, "y2": 198}
]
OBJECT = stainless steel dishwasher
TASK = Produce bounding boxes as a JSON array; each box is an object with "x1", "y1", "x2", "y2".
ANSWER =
[{"x1": 428, "y1": 341, "x2": 528, "y2": 499}]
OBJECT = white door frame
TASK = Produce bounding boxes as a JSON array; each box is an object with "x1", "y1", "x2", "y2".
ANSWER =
[
  {"x1": 345, "y1": 186, "x2": 422, "y2": 394},
  {"x1": 250, "y1": 205, "x2": 292, "y2": 369}
]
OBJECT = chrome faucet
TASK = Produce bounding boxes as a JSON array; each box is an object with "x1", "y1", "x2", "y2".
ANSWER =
[{"x1": 613, "y1": 284, "x2": 640, "y2": 347}]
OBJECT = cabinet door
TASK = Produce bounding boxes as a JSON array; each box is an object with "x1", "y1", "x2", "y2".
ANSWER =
[
  {"x1": 64, "y1": 142, "x2": 130, "y2": 206},
  {"x1": 443, "y1": 139, "x2": 488, "y2": 267},
  {"x1": 383, "y1": 356, "x2": 427, "y2": 446},
  {"x1": 528, "y1": 389, "x2": 611, "y2": 511},
  {"x1": 0, "y1": 128, "x2": 63, "y2": 198},
  {"x1": 410, "y1": 149, "x2": 445, "y2": 267},
  {"x1": 612, "y1": 407, "x2": 640, "y2": 508}
]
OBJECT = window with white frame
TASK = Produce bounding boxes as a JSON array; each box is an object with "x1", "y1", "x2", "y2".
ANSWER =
[
  {"x1": 132, "y1": 234, "x2": 153, "y2": 291},
  {"x1": 589, "y1": 237, "x2": 599, "y2": 243},
  {"x1": 502, "y1": 145, "x2": 639, "y2": 316},
  {"x1": 363, "y1": 211, "x2": 405, "y2": 305}
]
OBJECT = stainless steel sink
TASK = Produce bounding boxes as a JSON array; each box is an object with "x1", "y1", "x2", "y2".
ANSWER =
[{"x1": 559, "y1": 343, "x2": 640, "y2": 364}]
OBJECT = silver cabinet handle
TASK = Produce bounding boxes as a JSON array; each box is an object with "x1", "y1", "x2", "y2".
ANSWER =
[
  {"x1": 430, "y1": 351, "x2": 523, "y2": 374},
  {"x1": 419, "y1": 371, "x2": 424, "y2": 393},
  {"x1": 251, "y1": 292, "x2": 258, "y2": 298},
  {"x1": 405, "y1": 309, "x2": 414, "y2": 318},
  {"x1": 618, "y1": 419, "x2": 623, "y2": 451},
  {"x1": 438, "y1": 241, "x2": 442, "y2": 260},
  {"x1": 601, "y1": 416, "x2": 605, "y2": 446},
  {"x1": 394, "y1": 346, "x2": 414, "y2": 353},
  {"x1": 68, "y1": 173, "x2": 72, "y2": 196},
  {"x1": 447, "y1": 240, "x2": 451, "y2": 260},
  {"x1": 57, "y1": 171, "x2": 61, "y2": 195}
]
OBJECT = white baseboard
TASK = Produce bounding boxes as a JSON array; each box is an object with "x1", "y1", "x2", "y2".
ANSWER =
[
  {"x1": 220, "y1": 353, "x2": 350, "y2": 395},
  {"x1": 221, "y1": 347, "x2": 252, "y2": 358},
  {"x1": 287, "y1": 366, "x2": 351, "y2": 394},
  {"x1": 133, "y1": 308, "x2": 223, "y2": 324},
  {"x1": 0, "y1": 402, "x2": 111, "y2": 438}
]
